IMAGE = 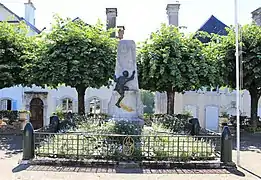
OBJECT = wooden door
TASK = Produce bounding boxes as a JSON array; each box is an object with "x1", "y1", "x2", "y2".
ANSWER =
[{"x1": 30, "y1": 98, "x2": 44, "y2": 129}]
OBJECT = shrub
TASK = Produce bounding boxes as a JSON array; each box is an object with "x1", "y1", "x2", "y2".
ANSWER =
[
  {"x1": 245, "y1": 126, "x2": 261, "y2": 133},
  {"x1": 147, "y1": 114, "x2": 191, "y2": 133},
  {"x1": 0, "y1": 110, "x2": 19, "y2": 123}
]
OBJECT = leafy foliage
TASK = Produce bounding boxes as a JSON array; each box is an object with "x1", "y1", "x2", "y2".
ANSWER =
[
  {"x1": 150, "y1": 114, "x2": 191, "y2": 133},
  {"x1": 0, "y1": 21, "x2": 35, "y2": 88},
  {"x1": 36, "y1": 119, "x2": 216, "y2": 161},
  {"x1": 137, "y1": 24, "x2": 220, "y2": 113},
  {"x1": 138, "y1": 24, "x2": 218, "y2": 92},
  {"x1": 0, "y1": 110, "x2": 19, "y2": 122},
  {"x1": 29, "y1": 16, "x2": 117, "y2": 114},
  {"x1": 217, "y1": 24, "x2": 261, "y2": 127}
]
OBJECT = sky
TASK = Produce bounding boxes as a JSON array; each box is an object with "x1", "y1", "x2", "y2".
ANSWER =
[{"x1": 1, "y1": 0, "x2": 261, "y2": 42}]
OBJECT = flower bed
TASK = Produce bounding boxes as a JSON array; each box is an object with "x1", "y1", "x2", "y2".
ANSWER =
[{"x1": 35, "y1": 120, "x2": 220, "y2": 162}]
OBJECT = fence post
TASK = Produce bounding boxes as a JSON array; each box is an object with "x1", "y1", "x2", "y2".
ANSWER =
[
  {"x1": 22, "y1": 122, "x2": 35, "y2": 160},
  {"x1": 220, "y1": 123, "x2": 232, "y2": 163}
]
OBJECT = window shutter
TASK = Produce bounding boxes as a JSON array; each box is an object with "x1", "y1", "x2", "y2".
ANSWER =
[
  {"x1": 12, "y1": 100, "x2": 18, "y2": 110},
  {"x1": 0, "y1": 100, "x2": 3, "y2": 110}
]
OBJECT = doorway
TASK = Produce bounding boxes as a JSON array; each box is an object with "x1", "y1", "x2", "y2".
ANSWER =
[
  {"x1": 205, "y1": 106, "x2": 219, "y2": 131},
  {"x1": 30, "y1": 98, "x2": 44, "y2": 129}
]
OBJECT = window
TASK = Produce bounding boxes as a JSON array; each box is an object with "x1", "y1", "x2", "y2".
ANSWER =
[
  {"x1": 62, "y1": 98, "x2": 73, "y2": 112},
  {"x1": 89, "y1": 97, "x2": 100, "y2": 114},
  {"x1": 0, "y1": 99, "x2": 12, "y2": 110}
]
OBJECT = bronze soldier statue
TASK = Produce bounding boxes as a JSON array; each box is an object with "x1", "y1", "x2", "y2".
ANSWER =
[{"x1": 113, "y1": 70, "x2": 135, "y2": 108}]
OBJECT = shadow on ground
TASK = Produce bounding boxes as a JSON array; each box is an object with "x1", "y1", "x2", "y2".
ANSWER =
[
  {"x1": 240, "y1": 166, "x2": 261, "y2": 179},
  {"x1": 12, "y1": 164, "x2": 238, "y2": 175},
  {"x1": 0, "y1": 134, "x2": 23, "y2": 159},
  {"x1": 233, "y1": 132, "x2": 261, "y2": 153}
]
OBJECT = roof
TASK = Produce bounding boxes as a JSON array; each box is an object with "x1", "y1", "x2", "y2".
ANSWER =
[
  {"x1": 72, "y1": 17, "x2": 90, "y2": 26},
  {"x1": 197, "y1": 15, "x2": 228, "y2": 43},
  {"x1": 0, "y1": 3, "x2": 41, "y2": 34},
  {"x1": 252, "y1": 7, "x2": 261, "y2": 16}
]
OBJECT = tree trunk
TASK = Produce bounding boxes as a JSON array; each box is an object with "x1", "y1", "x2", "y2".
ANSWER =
[
  {"x1": 167, "y1": 90, "x2": 175, "y2": 114},
  {"x1": 249, "y1": 89, "x2": 260, "y2": 128},
  {"x1": 76, "y1": 86, "x2": 86, "y2": 115}
]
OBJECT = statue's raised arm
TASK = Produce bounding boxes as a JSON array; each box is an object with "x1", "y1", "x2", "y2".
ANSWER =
[
  {"x1": 127, "y1": 70, "x2": 135, "y2": 82},
  {"x1": 113, "y1": 75, "x2": 117, "y2": 82}
]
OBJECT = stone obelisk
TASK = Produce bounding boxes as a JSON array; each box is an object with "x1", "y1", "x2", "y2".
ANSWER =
[{"x1": 108, "y1": 40, "x2": 143, "y2": 124}]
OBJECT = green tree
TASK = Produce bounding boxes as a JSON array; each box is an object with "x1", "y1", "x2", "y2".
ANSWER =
[
  {"x1": 137, "y1": 24, "x2": 219, "y2": 114},
  {"x1": 30, "y1": 16, "x2": 117, "y2": 114},
  {"x1": 140, "y1": 90, "x2": 155, "y2": 114},
  {"x1": 218, "y1": 23, "x2": 261, "y2": 127},
  {"x1": 0, "y1": 21, "x2": 35, "y2": 88}
]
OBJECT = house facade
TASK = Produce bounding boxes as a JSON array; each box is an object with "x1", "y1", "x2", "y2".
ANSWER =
[
  {"x1": 155, "y1": 3, "x2": 261, "y2": 131},
  {"x1": 0, "y1": 2, "x2": 118, "y2": 129},
  {"x1": 0, "y1": 2, "x2": 41, "y2": 36}
]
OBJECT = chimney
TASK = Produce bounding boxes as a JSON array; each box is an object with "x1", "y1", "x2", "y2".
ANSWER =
[
  {"x1": 106, "y1": 8, "x2": 117, "y2": 38},
  {"x1": 166, "y1": 2, "x2": 180, "y2": 26},
  {"x1": 252, "y1": 7, "x2": 261, "y2": 26},
  {"x1": 24, "y1": 0, "x2": 36, "y2": 25},
  {"x1": 117, "y1": 26, "x2": 125, "y2": 40}
]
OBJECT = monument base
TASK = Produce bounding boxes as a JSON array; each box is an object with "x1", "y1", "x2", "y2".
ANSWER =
[
  {"x1": 108, "y1": 91, "x2": 144, "y2": 126},
  {"x1": 108, "y1": 117, "x2": 144, "y2": 126}
]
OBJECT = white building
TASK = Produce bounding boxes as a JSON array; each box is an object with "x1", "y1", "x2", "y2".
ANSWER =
[
  {"x1": 1, "y1": 1, "x2": 261, "y2": 131},
  {"x1": 0, "y1": 1, "x2": 118, "y2": 129}
]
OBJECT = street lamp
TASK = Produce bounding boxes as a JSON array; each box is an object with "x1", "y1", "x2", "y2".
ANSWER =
[{"x1": 234, "y1": 0, "x2": 240, "y2": 166}]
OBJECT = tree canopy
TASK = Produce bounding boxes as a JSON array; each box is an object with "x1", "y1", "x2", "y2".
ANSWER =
[
  {"x1": 217, "y1": 23, "x2": 261, "y2": 127},
  {"x1": 29, "y1": 16, "x2": 117, "y2": 114},
  {"x1": 137, "y1": 24, "x2": 221, "y2": 114},
  {"x1": 0, "y1": 21, "x2": 35, "y2": 89}
]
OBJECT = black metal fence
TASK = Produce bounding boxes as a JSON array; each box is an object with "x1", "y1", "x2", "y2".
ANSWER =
[{"x1": 34, "y1": 132, "x2": 220, "y2": 162}]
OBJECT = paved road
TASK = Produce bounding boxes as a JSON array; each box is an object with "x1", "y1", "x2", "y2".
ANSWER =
[
  {"x1": 1, "y1": 150, "x2": 260, "y2": 180},
  {"x1": 0, "y1": 134, "x2": 260, "y2": 180}
]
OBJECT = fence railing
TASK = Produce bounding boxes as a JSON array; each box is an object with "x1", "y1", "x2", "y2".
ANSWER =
[
  {"x1": 22, "y1": 121, "x2": 233, "y2": 164},
  {"x1": 33, "y1": 132, "x2": 220, "y2": 162},
  {"x1": 200, "y1": 128, "x2": 221, "y2": 136}
]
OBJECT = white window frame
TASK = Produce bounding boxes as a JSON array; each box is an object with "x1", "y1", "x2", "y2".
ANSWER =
[
  {"x1": 62, "y1": 98, "x2": 73, "y2": 113},
  {"x1": 89, "y1": 97, "x2": 101, "y2": 114},
  {"x1": 0, "y1": 99, "x2": 12, "y2": 110}
]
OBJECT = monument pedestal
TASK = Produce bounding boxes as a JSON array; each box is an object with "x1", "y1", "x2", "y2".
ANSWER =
[
  {"x1": 108, "y1": 40, "x2": 144, "y2": 125},
  {"x1": 108, "y1": 91, "x2": 144, "y2": 125}
]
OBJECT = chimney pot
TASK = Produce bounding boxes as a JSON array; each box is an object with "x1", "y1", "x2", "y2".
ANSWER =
[
  {"x1": 117, "y1": 26, "x2": 125, "y2": 40},
  {"x1": 166, "y1": 2, "x2": 180, "y2": 26},
  {"x1": 106, "y1": 8, "x2": 117, "y2": 38},
  {"x1": 24, "y1": 0, "x2": 36, "y2": 25}
]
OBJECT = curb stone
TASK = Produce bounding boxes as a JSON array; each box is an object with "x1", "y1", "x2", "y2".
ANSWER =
[{"x1": 19, "y1": 158, "x2": 236, "y2": 170}]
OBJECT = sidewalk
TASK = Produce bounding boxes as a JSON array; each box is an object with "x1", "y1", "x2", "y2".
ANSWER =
[
  {"x1": 1, "y1": 133, "x2": 261, "y2": 180},
  {"x1": 0, "y1": 150, "x2": 260, "y2": 180}
]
